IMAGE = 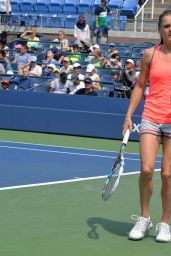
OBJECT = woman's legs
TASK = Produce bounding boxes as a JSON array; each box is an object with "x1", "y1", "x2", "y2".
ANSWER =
[
  {"x1": 139, "y1": 133, "x2": 161, "y2": 217},
  {"x1": 160, "y1": 137, "x2": 171, "y2": 223}
]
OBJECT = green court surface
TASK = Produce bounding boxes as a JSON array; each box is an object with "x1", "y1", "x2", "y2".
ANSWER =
[{"x1": 0, "y1": 130, "x2": 170, "y2": 256}]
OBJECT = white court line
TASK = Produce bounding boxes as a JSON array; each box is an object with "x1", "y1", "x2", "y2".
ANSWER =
[
  {"x1": 0, "y1": 144, "x2": 138, "y2": 160},
  {"x1": 0, "y1": 144, "x2": 162, "y2": 163},
  {"x1": 0, "y1": 139, "x2": 143, "y2": 156},
  {"x1": 0, "y1": 169, "x2": 161, "y2": 191}
]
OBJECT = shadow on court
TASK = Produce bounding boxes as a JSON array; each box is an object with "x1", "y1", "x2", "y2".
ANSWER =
[{"x1": 87, "y1": 217, "x2": 132, "y2": 239}]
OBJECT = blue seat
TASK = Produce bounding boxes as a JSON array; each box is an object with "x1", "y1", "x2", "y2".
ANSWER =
[
  {"x1": 34, "y1": 1, "x2": 48, "y2": 12},
  {"x1": 11, "y1": 1, "x2": 20, "y2": 12},
  {"x1": 77, "y1": 0, "x2": 93, "y2": 14},
  {"x1": 22, "y1": 0, "x2": 36, "y2": 3},
  {"x1": 63, "y1": 0, "x2": 78, "y2": 13},
  {"x1": 108, "y1": 0, "x2": 123, "y2": 10},
  {"x1": 35, "y1": 14, "x2": 50, "y2": 27},
  {"x1": 20, "y1": 2, "x2": 34, "y2": 12},
  {"x1": 93, "y1": 0, "x2": 101, "y2": 10},
  {"x1": 95, "y1": 89, "x2": 110, "y2": 97},
  {"x1": 10, "y1": 13, "x2": 23, "y2": 26},
  {"x1": 97, "y1": 67, "x2": 113, "y2": 76},
  {"x1": 33, "y1": 77, "x2": 50, "y2": 93},
  {"x1": 119, "y1": 15, "x2": 127, "y2": 31},
  {"x1": 20, "y1": 13, "x2": 36, "y2": 27},
  {"x1": 64, "y1": 15, "x2": 79, "y2": 28},
  {"x1": 48, "y1": 3, "x2": 62, "y2": 13},
  {"x1": 51, "y1": 0, "x2": 65, "y2": 3},
  {"x1": 101, "y1": 74, "x2": 114, "y2": 83},
  {"x1": 49, "y1": 15, "x2": 63, "y2": 28},
  {"x1": 120, "y1": 1, "x2": 138, "y2": 17}
]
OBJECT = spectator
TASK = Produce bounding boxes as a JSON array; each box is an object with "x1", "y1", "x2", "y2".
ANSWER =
[
  {"x1": 13, "y1": 45, "x2": 31, "y2": 74},
  {"x1": 60, "y1": 57, "x2": 73, "y2": 74},
  {"x1": 29, "y1": 56, "x2": 42, "y2": 77},
  {"x1": 76, "y1": 78, "x2": 98, "y2": 96},
  {"x1": 0, "y1": 0, "x2": 11, "y2": 24},
  {"x1": 0, "y1": 62, "x2": 5, "y2": 74},
  {"x1": 111, "y1": 69, "x2": 120, "y2": 82},
  {"x1": 51, "y1": 30, "x2": 69, "y2": 51},
  {"x1": 51, "y1": 47, "x2": 63, "y2": 63},
  {"x1": 0, "y1": 36, "x2": 9, "y2": 57},
  {"x1": 0, "y1": 49, "x2": 10, "y2": 71},
  {"x1": 20, "y1": 28, "x2": 40, "y2": 49},
  {"x1": 85, "y1": 44, "x2": 100, "y2": 62},
  {"x1": 120, "y1": 58, "x2": 136, "y2": 97},
  {"x1": 103, "y1": 52, "x2": 122, "y2": 69},
  {"x1": 1, "y1": 79, "x2": 10, "y2": 90},
  {"x1": 42, "y1": 49, "x2": 59, "y2": 70},
  {"x1": 12, "y1": 67, "x2": 34, "y2": 91},
  {"x1": 107, "y1": 43, "x2": 119, "y2": 57},
  {"x1": 94, "y1": 0, "x2": 110, "y2": 44},
  {"x1": 46, "y1": 63, "x2": 56, "y2": 78},
  {"x1": 67, "y1": 62, "x2": 84, "y2": 85},
  {"x1": 74, "y1": 15, "x2": 91, "y2": 48},
  {"x1": 91, "y1": 48, "x2": 103, "y2": 67},
  {"x1": 68, "y1": 74, "x2": 85, "y2": 94},
  {"x1": 14, "y1": 44, "x2": 22, "y2": 55},
  {"x1": 85, "y1": 64, "x2": 101, "y2": 89},
  {"x1": 49, "y1": 72, "x2": 70, "y2": 93},
  {"x1": 68, "y1": 43, "x2": 82, "y2": 64}
]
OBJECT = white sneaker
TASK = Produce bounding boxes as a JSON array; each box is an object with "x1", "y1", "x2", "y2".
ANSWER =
[
  {"x1": 129, "y1": 215, "x2": 153, "y2": 240},
  {"x1": 156, "y1": 223, "x2": 171, "y2": 243}
]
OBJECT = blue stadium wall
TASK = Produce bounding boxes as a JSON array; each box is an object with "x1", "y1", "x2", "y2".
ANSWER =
[{"x1": 0, "y1": 90, "x2": 143, "y2": 141}]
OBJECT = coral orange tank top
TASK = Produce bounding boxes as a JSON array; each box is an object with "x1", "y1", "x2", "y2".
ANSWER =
[{"x1": 142, "y1": 45, "x2": 171, "y2": 123}]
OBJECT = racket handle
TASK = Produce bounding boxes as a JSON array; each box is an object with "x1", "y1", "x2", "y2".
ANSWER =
[{"x1": 122, "y1": 129, "x2": 130, "y2": 145}]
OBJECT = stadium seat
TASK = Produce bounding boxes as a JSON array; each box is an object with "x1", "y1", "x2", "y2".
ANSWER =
[
  {"x1": 49, "y1": 16, "x2": 63, "y2": 28},
  {"x1": 35, "y1": 14, "x2": 50, "y2": 27},
  {"x1": 63, "y1": 0, "x2": 78, "y2": 13},
  {"x1": 64, "y1": 15, "x2": 79, "y2": 28},
  {"x1": 95, "y1": 89, "x2": 110, "y2": 97},
  {"x1": 93, "y1": 0, "x2": 101, "y2": 10},
  {"x1": 20, "y1": 2, "x2": 34, "y2": 13},
  {"x1": 114, "y1": 81, "x2": 127, "y2": 98},
  {"x1": 11, "y1": 1, "x2": 20, "y2": 12},
  {"x1": 120, "y1": 1, "x2": 138, "y2": 18},
  {"x1": 101, "y1": 74, "x2": 114, "y2": 83},
  {"x1": 97, "y1": 67, "x2": 113, "y2": 76},
  {"x1": 77, "y1": 0, "x2": 94, "y2": 14},
  {"x1": 108, "y1": 0, "x2": 123, "y2": 10},
  {"x1": 33, "y1": 77, "x2": 50, "y2": 92},
  {"x1": 34, "y1": 0, "x2": 48, "y2": 13},
  {"x1": 48, "y1": 2, "x2": 62, "y2": 13}
]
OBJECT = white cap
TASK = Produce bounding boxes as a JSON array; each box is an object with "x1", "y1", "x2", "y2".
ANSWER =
[
  {"x1": 7, "y1": 70, "x2": 14, "y2": 75},
  {"x1": 126, "y1": 59, "x2": 134, "y2": 65},
  {"x1": 86, "y1": 64, "x2": 95, "y2": 73},
  {"x1": 135, "y1": 71, "x2": 140, "y2": 76},
  {"x1": 73, "y1": 62, "x2": 81, "y2": 68},
  {"x1": 47, "y1": 63, "x2": 56, "y2": 69},
  {"x1": 30, "y1": 55, "x2": 37, "y2": 62},
  {"x1": 93, "y1": 44, "x2": 100, "y2": 49}
]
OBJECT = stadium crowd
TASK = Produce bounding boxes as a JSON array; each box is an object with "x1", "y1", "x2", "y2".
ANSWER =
[{"x1": 0, "y1": 0, "x2": 145, "y2": 97}]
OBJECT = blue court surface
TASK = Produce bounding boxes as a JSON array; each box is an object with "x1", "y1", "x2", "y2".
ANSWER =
[{"x1": 0, "y1": 141, "x2": 162, "y2": 189}]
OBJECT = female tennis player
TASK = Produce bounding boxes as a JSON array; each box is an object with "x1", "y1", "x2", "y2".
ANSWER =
[{"x1": 123, "y1": 10, "x2": 171, "y2": 243}]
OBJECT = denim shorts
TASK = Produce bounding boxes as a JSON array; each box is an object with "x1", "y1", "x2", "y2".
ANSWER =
[{"x1": 140, "y1": 119, "x2": 171, "y2": 137}]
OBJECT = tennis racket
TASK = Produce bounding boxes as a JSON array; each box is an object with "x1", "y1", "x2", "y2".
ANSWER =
[{"x1": 102, "y1": 129, "x2": 130, "y2": 201}]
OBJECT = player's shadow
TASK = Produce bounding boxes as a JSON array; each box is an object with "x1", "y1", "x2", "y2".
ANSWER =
[{"x1": 87, "y1": 217, "x2": 132, "y2": 239}]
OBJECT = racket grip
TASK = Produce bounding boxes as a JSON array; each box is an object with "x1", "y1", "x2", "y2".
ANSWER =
[{"x1": 122, "y1": 129, "x2": 130, "y2": 145}]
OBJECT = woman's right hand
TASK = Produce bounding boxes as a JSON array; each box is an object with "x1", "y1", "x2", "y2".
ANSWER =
[{"x1": 122, "y1": 116, "x2": 132, "y2": 136}]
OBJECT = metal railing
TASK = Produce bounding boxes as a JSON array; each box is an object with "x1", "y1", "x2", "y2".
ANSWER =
[{"x1": 134, "y1": 0, "x2": 166, "y2": 32}]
